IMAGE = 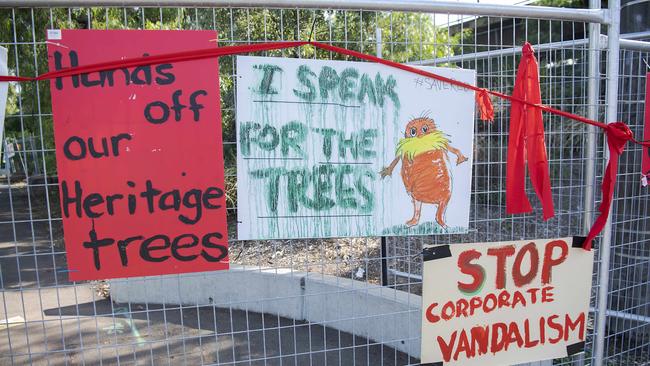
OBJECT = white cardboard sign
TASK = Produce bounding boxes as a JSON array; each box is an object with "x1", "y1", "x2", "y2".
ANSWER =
[
  {"x1": 236, "y1": 56, "x2": 475, "y2": 240},
  {"x1": 420, "y1": 237, "x2": 594, "y2": 365}
]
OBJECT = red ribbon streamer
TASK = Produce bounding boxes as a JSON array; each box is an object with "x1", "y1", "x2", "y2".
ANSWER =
[
  {"x1": 0, "y1": 40, "x2": 506, "y2": 122},
  {"x1": 583, "y1": 123, "x2": 634, "y2": 250},
  {"x1": 0, "y1": 41, "x2": 310, "y2": 82},
  {"x1": 506, "y1": 42, "x2": 555, "y2": 221},
  {"x1": 476, "y1": 89, "x2": 495, "y2": 122},
  {"x1": 2, "y1": 39, "x2": 649, "y2": 250}
]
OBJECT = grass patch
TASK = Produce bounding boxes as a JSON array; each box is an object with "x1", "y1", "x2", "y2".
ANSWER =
[{"x1": 381, "y1": 221, "x2": 467, "y2": 236}]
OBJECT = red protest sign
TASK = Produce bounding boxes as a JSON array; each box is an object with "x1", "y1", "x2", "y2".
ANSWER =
[
  {"x1": 643, "y1": 72, "x2": 650, "y2": 181},
  {"x1": 47, "y1": 30, "x2": 229, "y2": 281}
]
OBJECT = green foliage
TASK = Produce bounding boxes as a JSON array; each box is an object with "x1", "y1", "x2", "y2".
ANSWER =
[{"x1": 535, "y1": 0, "x2": 587, "y2": 8}]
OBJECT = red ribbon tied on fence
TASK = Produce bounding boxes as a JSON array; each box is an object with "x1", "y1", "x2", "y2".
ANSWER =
[
  {"x1": 506, "y1": 42, "x2": 555, "y2": 221},
  {"x1": 583, "y1": 122, "x2": 634, "y2": 250},
  {"x1": 475, "y1": 89, "x2": 495, "y2": 122}
]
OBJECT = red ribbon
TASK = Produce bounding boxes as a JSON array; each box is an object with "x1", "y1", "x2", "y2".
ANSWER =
[
  {"x1": 583, "y1": 123, "x2": 633, "y2": 250},
  {"x1": 2, "y1": 39, "x2": 649, "y2": 250},
  {"x1": 0, "y1": 41, "x2": 310, "y2": 82},
  {"x1": 308, "y1": 42, "x2": 495, "y2": 123},
  {"x1": 506, "y1": 42, "x2": 555, "y2": 220},
  {"x1": 0, "y1": 40, "x2": 495, "y2": 123},
  {"x1": 476, "y1": 89, "x2": 495, "y2": 122}
]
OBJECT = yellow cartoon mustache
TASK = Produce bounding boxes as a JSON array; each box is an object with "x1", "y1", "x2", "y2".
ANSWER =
[{"x1": 395, "y1": 130, "x2": 450, "y2": 161}]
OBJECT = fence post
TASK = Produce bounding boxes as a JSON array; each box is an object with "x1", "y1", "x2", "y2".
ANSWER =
[
  {"x1": 582, "y1": 0, "x2": 601, "y2": 236},
  {"x1": 376, "y1": 26, "x2": 390, "y2": 287},
  {"x1": 577, "y1": 3, "x2": 602, "y2": 365},
  {"x1": 594, "y1": 0, "x2": 621, "y2": 365}
]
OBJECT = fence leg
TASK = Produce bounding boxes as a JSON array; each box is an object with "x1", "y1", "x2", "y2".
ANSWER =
[
  {"x1": 594, "y1": 1, "x2": 621, "y2": 365},
  {"x1": 381, "y1": 236, "x2": 388, "y2": 287}
]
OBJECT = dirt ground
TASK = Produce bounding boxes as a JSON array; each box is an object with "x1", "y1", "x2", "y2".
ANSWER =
[{"x1": 229, "y1": 237, "x2": 384, "y2": 284}]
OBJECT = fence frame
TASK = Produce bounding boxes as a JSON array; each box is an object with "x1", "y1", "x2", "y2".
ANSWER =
[
  {"x1": 1, "y1": 0, "x2": 610, "y2": 23},
  {"x1": 2, "y1": 1, "x2": 647, "y2": 365}
]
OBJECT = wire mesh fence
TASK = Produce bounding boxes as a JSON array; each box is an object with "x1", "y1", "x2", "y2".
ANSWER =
[
  {"x1": 603, "y1": 46, "x2": 650, "y2": 365},
  {"x1": 0, "y1": 2, "x2": 647, "y2": 366}
]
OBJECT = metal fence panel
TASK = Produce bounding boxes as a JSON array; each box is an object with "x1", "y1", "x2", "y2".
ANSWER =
[{"x1": 0, "y1": 2, "x2": 647, "y2": 366}]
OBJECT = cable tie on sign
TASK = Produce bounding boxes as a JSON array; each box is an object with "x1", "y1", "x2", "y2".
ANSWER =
[
  {"x1": 308, "y1": 15, "x2": 318, "y2": 43},
  {"x1": 412, "y1": 248, "x2": 432, "y2": 260},
  {"x1": 418, "y1": 245, "x2": 452, "y2": 262},
  {"x1": 45, "y1": 41, "x2": 69, "y2": 49},
  {"x1": 233, "y1": 247, "x2": 244, "y2": 261}
]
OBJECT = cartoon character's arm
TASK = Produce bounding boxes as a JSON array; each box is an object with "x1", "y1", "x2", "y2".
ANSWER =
[
  {"x1": 380, "y1": 156, "x2": 401, "y2": 178},
  {"x1": 447, "y1": 145, "x2": 468, "y2": 165}
]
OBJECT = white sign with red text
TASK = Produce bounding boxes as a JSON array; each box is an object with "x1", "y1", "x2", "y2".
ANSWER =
[{"x1": 420, "y1": 237, "x2": 593, "y2": 365}]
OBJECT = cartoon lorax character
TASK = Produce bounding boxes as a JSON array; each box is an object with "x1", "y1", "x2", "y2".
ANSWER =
[{"x1": 380, "y1": 117, "x2": 467, "y2": 228}]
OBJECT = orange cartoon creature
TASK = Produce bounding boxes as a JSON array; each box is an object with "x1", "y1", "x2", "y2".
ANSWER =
[{"x1": 380, "y1": 117, "x2": 468, "y2": 228}]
